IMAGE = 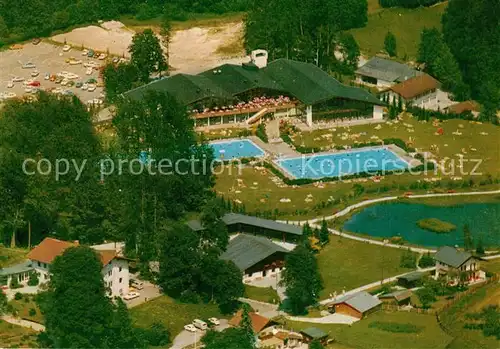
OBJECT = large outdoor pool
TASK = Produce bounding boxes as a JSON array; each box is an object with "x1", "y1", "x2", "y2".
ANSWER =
[
  {"x1": 343, "y1": 202, "x2": 500, "y2": 247},
  {"x1": 210, "y1": 139, "x2": 265, "y2": 160},
  {"x1": 276, "y1": 148, "x2": 409, "y2": 179}
]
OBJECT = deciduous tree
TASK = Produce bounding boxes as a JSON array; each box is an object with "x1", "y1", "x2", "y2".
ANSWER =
[
  {"x1": 129, "y1": 29, "x2": 167, "y2": 83},
  {"x1": 384, "y1": 31, "x2": 397, "y2": 57}
]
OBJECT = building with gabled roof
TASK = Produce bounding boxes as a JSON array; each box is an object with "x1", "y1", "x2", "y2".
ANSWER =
[
  {"x1": 220, "y1": 234, "x2": 290, "y2": 282},
  {"x1": 356, "y1": 57, "x2": 421, "y2": 90},
  {"x1": 381, "y1": 73, "x2": 441, "y2": 109},
  {"x1": 229, "y1": 309, "x2": 272, "y2": 333},
  {"x1": 328, "y1": 291, "x2": 382, "y2": 319},
  {"x1": 26, "y1": 237, "x2": 130, "y2": 297},
  {"x1": 124, "y1": 50, "x2": 385, "y2": 127},
  {"x1": 434, "y1": 246, "x2": 485, "y2": 284}
]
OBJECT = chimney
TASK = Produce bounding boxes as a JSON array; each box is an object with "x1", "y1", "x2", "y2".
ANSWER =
[{"x1": 251, "y1": 49, "x2": 268, "y2": 69}]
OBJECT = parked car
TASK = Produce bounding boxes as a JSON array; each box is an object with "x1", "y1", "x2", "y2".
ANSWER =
[
  {"x1": 28, "y1": 81, "x2": 41, "y2": 87},
  {"x1": 62, "y1": 44, "x2": 71, "y2": 52},
  {"x1": 123, "y1": 292, "x2": 140, "y2": 301},
  {"x1": 31, "y1": 70, "x2": 39, "y2": 77},
  {"x1": 86, "y1": 67, "x2": 93, "y2": 75},
  {"x1": 32, "y1": 38, "x2": 41, "y2": 45},
  {"x1": 82, "y1": 49, "x2": 89, "y2": 56},
  {"x1": 130, "y1": 279, "x2": 144, "y2": 290},
  {"x1": 112, "y1": 57, "x2": 119, "y2": 63},
  {"x1": 76, "y1": 81, "x2": 83, "y2": 88},
  {"x1": 87, "y1": 84, "x2": 96, "y2": 92},
  {"x1": 184, "y1": 324, "x2": 197, "y2": 332},
  {"x1": 98, "y1": 53, "x2": 107, "y2": 60},
  {"x1": 69, "y1": 59, "x2": 82, "y2": 65},
  {"x1": 44, "y1": 73, "x2": 50, "y2": 80},
  {"x1": 193, "y1": 319, "x2": 208, "y2": 330},
  {"x1": 22, "y1": 62, "x2": 36, "y2": 69},
  {"x1": 12, "y1": 76, "x2": 24, "y2": 82},
  {"x1": 208, "y1": 318, "x2": 220, "y2": 326},
  {"x1": 67, "y1": 80, "x2": 75, "y2": 87},
  {"x1": 81, "y1": 83, "x2": 88, "y2": 90},
  {"x1": 87, "y1": 49, "x2": 95, "y2": 57},
  {"x1": 7, "y1": 81, "x2": 14, "y2": 88},
  {"x1": 61, "y1": 79, "x2": 69, "y2": 86}
]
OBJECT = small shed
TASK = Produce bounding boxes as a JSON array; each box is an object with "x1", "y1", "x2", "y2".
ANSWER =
[
  {"x1": 397, "y1": 271, "x2": 426, "y2": 288},
  {"x1": 300, "y1": 327, "x2": 329, "y2": 344},
  {"x1": 379, "y1": 290, "x2": 412, "y2": 305},
  {"x1": 329, "y1": 291, "x2": 382, "y2": 319}
]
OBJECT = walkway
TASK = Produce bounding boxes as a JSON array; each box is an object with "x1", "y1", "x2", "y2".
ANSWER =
[
  {"x1": 1, "y1": 315, "x2": 45, "y2": 332},
  {"x1": 238, "y1": 298, "x2": 282, "y2": 319},
  {"x1": 286, "y1": 313, "x2": 359, "y2": 325}
]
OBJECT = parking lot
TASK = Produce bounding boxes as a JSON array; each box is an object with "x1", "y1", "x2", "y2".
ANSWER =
[{"x1": 0, "y1": 42, "x2": 107, "y2": 103}]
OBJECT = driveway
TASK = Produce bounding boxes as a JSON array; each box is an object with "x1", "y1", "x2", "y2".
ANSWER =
[
  {"x1": 125, "y1": 280, "x2": 161, "y2": 308},
  {"x1": 4, "y1": 285, "x2": 40, "y2": 301},
  {"x1": 171, "y1": 319, "x2": 229, "y2": 349}
]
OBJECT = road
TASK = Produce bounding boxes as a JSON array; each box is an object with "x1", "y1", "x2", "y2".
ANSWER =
[{"x1": 170, "y1": 319, "x2": 229, "y2": 349}]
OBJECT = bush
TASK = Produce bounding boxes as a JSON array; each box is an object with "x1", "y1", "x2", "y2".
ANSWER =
[
  {"x1": 135, "y1": 322, "x2": 170, "y2": 346},
  {"x1": 379, "y1": 0, "x2": 442, "y2": 8},
  {"x1": 419, "y1": 252, "x2": 435, "y2": 268},
  {"x1": 400, "y1": 249, "x2": 417, "y2": 268},
  {"x1": 27, "y1": 272, "x2": 39, "y2": 286},
  {"x1": 28, "y1": 308, "x2": 37, "y2": 317},
  {"x1": 255, "y1": 123, "x2": 268, "y2": 143},
  {"x1": 14, "y1": 292, "x2": 23, "y2": 300}
]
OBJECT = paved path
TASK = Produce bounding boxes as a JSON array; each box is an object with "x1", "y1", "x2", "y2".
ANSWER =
[
  {"x1": 171, "y1": 319, "x2": 229, "y2": 349},
  {"x1": 286, "y1": 313, "x2": 359, "y2": 325},
  {"x1": 238, "y1": 298, "x2": 282, "y2": 319},
  {"x1": 1, "y1": 315, "x2": 45, "y2": 332}
]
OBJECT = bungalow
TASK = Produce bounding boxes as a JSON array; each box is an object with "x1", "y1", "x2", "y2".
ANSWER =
[
  {"x1": 328, "y1": 291, "x2": 382, "y2": 319},
  {"x1": 396, "y1": 271, "x2": 426, "y2": 289},
  {"x1": 356, "y1": 57, "x2": 421, "y2": 90},
  {"x1": 229, "y1": 310, "x2": 272, "y2": 333},
  {"x1": 380, "y1": 73, "x2": 440, "y2": 108},
  {"x1": 434, "y1": 246, "x2": 485, "y2": 284},
  {"x1": 220, "y1": 234, "x2": 290, "y2": 282},
  {"x1": 445, "y1": 100, "x2": 480, "y2": 117},
  {"x1": 26, "y1": 237, "x2": 130, "y2": 297}
]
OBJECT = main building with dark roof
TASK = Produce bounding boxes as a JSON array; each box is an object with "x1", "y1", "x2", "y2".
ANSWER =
[{"x1": 125, "y1": 51, "x2": 385, "y2": 127}]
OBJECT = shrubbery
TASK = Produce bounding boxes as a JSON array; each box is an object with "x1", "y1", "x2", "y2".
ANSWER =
[
  {"x1": 379, "y1": 0, "x2": 442, "y2": 8},
  {"x1": 255, "y1": 124, "x2": 268, "y2": 143},
  {"x1": 369, "y1": 321, "x2": 423, "y2": 333}
]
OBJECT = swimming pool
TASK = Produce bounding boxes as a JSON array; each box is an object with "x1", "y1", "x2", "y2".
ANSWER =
[
  {"x1": 210, "y1": 139, "x2": 265, "y2": 160},
  {"x1": 276, "y1": 147, "x2": 409, "y2": 179}
]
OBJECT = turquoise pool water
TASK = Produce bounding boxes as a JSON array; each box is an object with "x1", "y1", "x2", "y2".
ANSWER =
[
  {"x1": 210, "y1": 139, "x2": 265, "y2": 160},
  {"x1": 276, "y1": 148, "x2": 409, "y2": 179},
  {"x1": 343, "y1": 202, "x2": 500, "y2": 247}
]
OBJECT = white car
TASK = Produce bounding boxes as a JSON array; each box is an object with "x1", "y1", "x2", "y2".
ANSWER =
[
  {"x1": 61, "y1": 79, "x2": 69, "y2": 86},
  {"x1": 208, "y1": 317, "x2": 220, "y2": 326},
  {"x1": 7, "y1": 81, "x2": 14, "y2": 88},
  {"x1": 4, "y1": 92, "x2": 17, "y2": 99},
  {"x1": 24, "y1": 87, "x2": 33, "y2": 93},
  {"x1": 12, "y1": 76, "x2": 24, "y2": 82},
  {"x1": 184, "y1": 324, "x2": 197, "y2": 332},
  {"x1": 69, "y1": 59, "x2": 82, "y2": 65},
  {"x1": 98, "y1": 53, "x2": 107, "y2": 60},
  {"x1": 63, "y1": 44, "x2": 71, "y2": 52},
  {"x1": 65, "y1": 72, "x2": 79, "y2": 80},
  {"x1": 86, "y1": 67, "x2": 93, "y2": 75},
  {"x1": 22, "y1": 62, "x2": 36, "y2": 69},
  {"x1": 82, "y1": 49, "x2": 89, "y2": 56},
  {"x1": 81, "y1": 83, "x2": 88, "y2": 91},
  {"x1": 123, "y1": 292, "x2": 140, "y2": 300},
  {"x1": 87, "y1": 84, "x2": 96, "y2": 92},
  {"x1": 31, "y1": 70, "x2": 39, "y2": 77}
]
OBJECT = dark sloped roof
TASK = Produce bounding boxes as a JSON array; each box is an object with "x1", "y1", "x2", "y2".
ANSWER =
[
  {"x1": 300, "y1": 327, "x2": 328, "y2": 339},
  {"x1": 124, "y1": 74, "x2": 233, "y2": 105},
  {"x1": 332, "y1": 291, "x2": 382, "y2": 313},
  {"x1": 379, "y1": 289, "x2": 412, "y2": 302},
  {"x1": 356, "y1": 57, "x2": 420, "y2": 83},
  {"x1": 397, "y1": 271, "x2": 426, "y2": 283},
  {"x1": 220, "y1": 234, "x2": 289, "y2": 271},
  {"x1": 0, "y1": 261, "x2": 33, "y2": 276},
  {"x1": 200, "y1": 63, "x2": 284, "y2": 95},
  {"x1": 434, "y1": 246, "x2": 475, "y2": 268},
  {"x1": 445, "y1": 100, "x2": 480, "y2": 114},
  {"x1": 265, "y1": 59, "x2": 383, "y2": 105},
  {"x1": 187, "y1": 213, "x2": 303, "y2": 236}
]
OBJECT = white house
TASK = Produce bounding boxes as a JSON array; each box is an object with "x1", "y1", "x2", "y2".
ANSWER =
[
  {"x1": 380, "y1": 73, "x2": 440, "y2": 109},
  {"x1": 434, "y1": 246, "x2": 485, "y2": 284},
  {"x1": 26, "y1": 237, "x2": 130, "y2": 297}
]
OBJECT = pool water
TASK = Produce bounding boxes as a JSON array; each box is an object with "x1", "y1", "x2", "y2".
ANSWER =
[
  {"x1": 210, "y1": 139, "x2": 265, "y2": 160},
  {"x1": 276, "y1": 148, "x2": 409, "y2": 179},
  {"x1": 343, "y1": 202, "x2": 500, "y2": 248}
]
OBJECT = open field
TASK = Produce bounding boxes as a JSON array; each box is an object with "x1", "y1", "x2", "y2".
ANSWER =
[
  {"x1": 0, "y1": 320, "x2": 39, "y2": 348},
  {"x1": 317, "y1": 238, "x2": 415, "y2": 298},
  {"x1": 440, "y1": 282, "x2": 500, "y2": 349},
  {"x1": 0, "y1": 246, "x2": 28, "y2": 268},
  {"x1": 244, "y1": 285, "x2": 280, "y2": 304},
  {"x1": 292, "y1": 114, "x2": 500, "y2": 175},
  {"x1": 484, "y1": 258, "x2": 500, "y2": 274},
  {"x1": 130, "y1": 295, "x2": 227, "y2": 338},
  {"x1": 350, "y1": 2, "x2": 447, "y2": 59},
  {"x1": 281, "y1": 311, "x2": 452, "y2": 349},
  {"x1": 0, "y1": 42, "x2": 104, "y2": 102}
]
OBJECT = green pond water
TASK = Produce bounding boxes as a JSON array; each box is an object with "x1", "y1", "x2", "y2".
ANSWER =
[{"x1": 343, "y1": 202, "x2": 500, "y2": 248}]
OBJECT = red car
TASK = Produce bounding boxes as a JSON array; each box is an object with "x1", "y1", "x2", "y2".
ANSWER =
[{"x1": 29, "y1": 81, "x2": 41, "y2": 87}]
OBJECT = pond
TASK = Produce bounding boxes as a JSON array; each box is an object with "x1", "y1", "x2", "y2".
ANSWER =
[{"x1": 343, "y1": 202, "x2": 500, "y2": 248}]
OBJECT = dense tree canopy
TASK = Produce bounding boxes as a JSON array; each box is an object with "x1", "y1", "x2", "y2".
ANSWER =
[
  {"x1": 129, "y1": 29, "x2": 168, "y2": 83},
  {"x1": 442, "y1": 0, "x2": 500, "y2": 107},
  {"x1": 245, "y1": 0, "x2": 367, "y2": 71},
  {"x1": 203, "y1": 327, "x2": 254, "y2": 349},
  {"x1": 0, "y1": 93, "x2": 104, "y2": 247},
  {"x1": 384, "y1": 31, "x2": 397, "y2": 57}
]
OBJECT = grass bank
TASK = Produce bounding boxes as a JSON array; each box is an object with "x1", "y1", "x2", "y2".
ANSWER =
[
  {"x1": 0, "y1": 320, "x2": 39, "y2": 348},
  {"x1": 244, "y1": 285, "x2": 280, "y2": 304},
  {"x1": 0, "y1": 246, "x2": 28, "y2": 268}
]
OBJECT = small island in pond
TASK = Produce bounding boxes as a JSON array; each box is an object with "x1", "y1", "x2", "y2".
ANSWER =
[{"x1": 417, "y1": 218, "x2": 457, "y2": 234}]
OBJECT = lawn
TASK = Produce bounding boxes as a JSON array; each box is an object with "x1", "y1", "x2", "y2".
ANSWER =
[
  {"x1": 440, "y1": 282, "x2": 500, "y2": 349},
  {"x1": 8, "y1": 295, "x2": 45, "y2": 325},
  {"x1": 244, "y1": 285, "x2": 280, "y2": 304},
  {"x1": 316, "y1": 238, "x2": 416, "y2": 298},
  {"x1": 281, "y1": 311, "x2": 452, "y2": 349},
  {"x1": 130, "y1": 295, "x2": 227, "y2": 337},
  {"x1": 349, "y1": 2, "x2": 448, "y2": 59},
  {"x1": 0, "y1": 320, "x2": 39, "y2": 348},
  {"x1": 0, "y1": 246, "x2": 28, "y2": 268},
  {"x1": 484, "y1": 258, "x2": 500, "y2": 275}
]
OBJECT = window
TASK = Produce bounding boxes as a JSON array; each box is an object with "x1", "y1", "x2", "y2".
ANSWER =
[
  {"x1": 119, "y1": 278, "x2": 122, "y2": 283},
  {"x1": 119, "y1": 267, "x2": 122, "y2": 272},
  {"x1": 108, "y1": 270, "x2": 112, "y2": 276},
  {"x1": 38, "y1": 261, "x2": 41, "y2": 267}
]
